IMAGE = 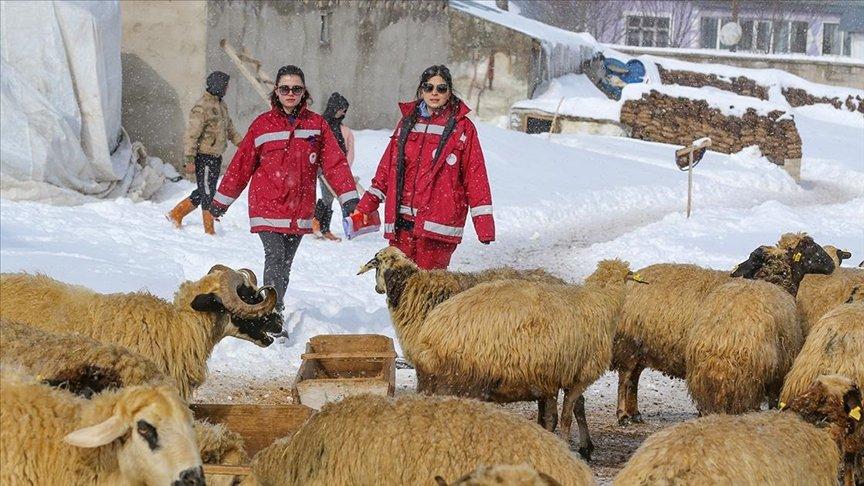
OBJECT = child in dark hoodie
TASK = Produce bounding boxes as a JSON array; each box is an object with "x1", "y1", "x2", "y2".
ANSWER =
[{"x1": 313, "y1": 92, "x2": 354, "y2": 241}]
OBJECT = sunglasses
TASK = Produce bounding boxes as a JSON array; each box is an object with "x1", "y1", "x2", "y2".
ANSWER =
[
  {"x1": 421, "y1": 82, "x2": 450, "y2": 94},
  {"x1": 276, "y1": 85, "x2": 305, "y2": 96}
]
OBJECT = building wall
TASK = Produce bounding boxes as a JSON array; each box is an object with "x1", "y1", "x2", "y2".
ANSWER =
[
  {"x1": 206, "y1": 0, "x2": 450, "y2": 141},
  {"x1": 121, "y1": 0, "x2": 208, "y2": 168}
]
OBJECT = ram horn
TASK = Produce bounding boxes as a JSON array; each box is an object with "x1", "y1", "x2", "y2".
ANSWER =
[{"x1": 218, "y1": 270, "x2": 277, "y2": 318}]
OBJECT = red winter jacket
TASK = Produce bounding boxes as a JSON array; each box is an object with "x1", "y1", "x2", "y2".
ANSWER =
[
  {"x1": 212, "y1": 103, "x2": 358, "y2": 234},
  {"x1": 356, "y1": 100, "x2": 495, "y2": 244}
]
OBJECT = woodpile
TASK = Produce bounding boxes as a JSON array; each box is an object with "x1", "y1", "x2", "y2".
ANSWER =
[
  {"x1": 620, "y1": 91, "x2": 802, "y2": 164},
  {"x1": 657, "y1": 65, "x2": 769, "y2": 100},
  {"x1": 782, "y1": 87, "x2": 864, "y2": 113}
]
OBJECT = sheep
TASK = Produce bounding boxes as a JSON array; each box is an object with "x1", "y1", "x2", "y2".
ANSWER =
[
  {"x1": 194, "y1": 420, "x2": 249, "y2": 486},
  {"x1": 613, "y1": 232, "x2": 835, "y2": 425},
  {"x1": 780, "y1": 300, "x2": 864, "y2": 409},
  {"x1": 613, "y1": 374, "x2": 863, "y2": 486},
  {"x1": 0, "y1": 318, "x2": 169, "y2": 397},
  {"x1": 357, "y1": 246, "x2": 566, "y2": 429},
  {"x1": 0, "y1": 366, "x2": 204, "y2": 485},
  {"x1": 797, "y1": 246, "x2": 864, "y2": 334},
  {"x1": 0, "y1": 265, "x2": 282, "y2": 399},
  {"x1": 406, "y1": 259, "x2": 637, "y2": 459},
  {"x1": 240, "y1": 394, "x2": 594, "y2": 486},
  {"x1": 684, "y1": 277, "x2": 803, "y2": 414},
  {"x1": 435, "y1": 464, "x2": 562, "y2": 485}
]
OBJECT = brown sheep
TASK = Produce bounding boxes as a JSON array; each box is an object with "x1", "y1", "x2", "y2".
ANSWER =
[
  {"x1": 0, "y1": 318, "x2": 168, "y2": 397},
  {"x1": 797, "y1": 246, "x2": 864, "y2": 334},
  {"x1": 0, "y1": 366, "x2": 204, "y2": 485},
  {"x1": 614, "y1": 233, "x2": 834, "y2": 424},
  {"x1": 410, "y1": 259, "x2": 638, "y2": 459},
  {"x1": 685, "y1": 277, "x2": 803, "y2": 414},
  {"x1": 614, "y1": 375, "x2": 863, "y2": 486},
  {"x1": 0, "y1": 266, "x2": 282, "y2": 399},
  {"x1": 435, "y1": 464, "x2": 562, "y2": 485},
  {"x1": 240, "y1": 394, "x2": 594, "y2": 486},
  {"x1": 358, "y1": 246, "x2": 566, "y2": 429}
]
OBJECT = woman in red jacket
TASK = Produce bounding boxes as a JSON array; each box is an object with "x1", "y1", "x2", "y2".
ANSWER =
[
  {"x1": 210, "y1": 65, "x2": 359, "y2": 312},
  {"x1": 355, "y1": 65, "x2": 495, "y2": 270}
]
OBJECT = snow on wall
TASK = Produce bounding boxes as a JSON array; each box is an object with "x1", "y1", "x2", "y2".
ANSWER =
[{"x1": 449, "y1": 0, "x2": 598, "y2": 80}]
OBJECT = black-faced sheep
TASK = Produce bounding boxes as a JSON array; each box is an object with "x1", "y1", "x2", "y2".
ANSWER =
[
  {"x1": 409, "y1": 259, "x2": 638, "y2": 459},
  {"x1": 797, "y1": 246, "x2": 864, "y2": 334},
  {"x1": 0, "y1": 366, "x2": 204, "y2": 485},
  {"x1": 684, "y1": 277, "x2": 803, "y2": 414},
  {"x1": 0, "y1": 318, "x2": 168, "y2": 397},
  {"x1": 239, "y1": 394, "x2": 594, "y2": 486},
  {"x1": 613, "y1": 374, "x2": 863, "y2": 486},
  {"x1": 781, "y1": 301, "x2": 864, "y2": 409},
  {"x1": 0, "y1": 265, "x2": 282, "y2": 399},
  {"x1": 613, "y1": 233, "x2": 834, "y2": 424},
  {"x1": 435, "y1": 464, "x2": 562, "y2": 485}
]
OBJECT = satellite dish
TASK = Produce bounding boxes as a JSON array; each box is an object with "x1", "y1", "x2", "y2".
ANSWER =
[{"x1": 720, "y1": 22, "x2": 742, "y2": 46}]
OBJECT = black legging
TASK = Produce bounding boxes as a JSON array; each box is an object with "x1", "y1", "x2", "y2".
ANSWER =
[
  {"x1": 258, "y1": 232, "x2": 303, "y2": 310},
  {"x1": 189, "y1": 154, "x2": 222, "y2": 210}
]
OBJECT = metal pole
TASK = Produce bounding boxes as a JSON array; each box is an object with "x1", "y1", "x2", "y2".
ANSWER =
[{"x1": 687, "y1": 151, "x2": 693, "y2": 218}]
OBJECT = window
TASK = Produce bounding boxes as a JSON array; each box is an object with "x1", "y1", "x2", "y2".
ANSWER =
[
  {"x1": 791, "y1": 21, "x2": 808, "y2": 53},
  {"x1": 772, "y1": 21, "x2": 790, "y2": 53},
  {"x1": 701, "y1": 17, "x2": 718, "y2": 48},
  {"x1": 738, "y1": 20, "x2": 754, "y2": 51},
  {"x1": 755, "y1": 21, "x2": 771, "y2": 52},
  {"x1": 319, "y1": 12, "x2": 332, "y2": 45},
  {"x1": 626, "y1": 15, "x2": 671, "y2": 47},
  {"x1": 823, "y1": 23, "x2": 852, "y2": 56}
]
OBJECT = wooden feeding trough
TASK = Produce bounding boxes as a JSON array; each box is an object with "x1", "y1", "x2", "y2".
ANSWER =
[
  {"x1": 191, "y1": 402, "x2": 314, "y2": 479},
  {"x1": 291, "y1": 334, "x2": 396, "y2": 410}
]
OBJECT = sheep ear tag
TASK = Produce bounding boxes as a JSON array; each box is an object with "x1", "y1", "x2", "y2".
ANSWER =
[
  {"x1": 793, "y1": 252, "x2": 802, "y2": 262},
  {"x1": 778, "y1": 401, "x2": 787, "y2": 410},
  {"x1": 850, "y1": 406, "x2": 862, "y2": 421}
]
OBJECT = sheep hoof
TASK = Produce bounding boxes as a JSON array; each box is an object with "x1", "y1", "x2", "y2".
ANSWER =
[
  {"x1": 618, "y1": 413, "x2": 644, "y2": 426},
  {"x1": 577, "y1": 442, "x2": 594, "y2": 462}
]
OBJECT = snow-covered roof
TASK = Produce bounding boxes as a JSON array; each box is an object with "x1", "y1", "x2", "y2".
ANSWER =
[
  {"x1": 449, "y1": 0, "x2": 598, "y2": 52},
  {"x1": 449, "y1": 0, "x2": 599, "y2": 80},
  {"x1": 511, "y1": 74, "x2": 622, "y2": 122}
]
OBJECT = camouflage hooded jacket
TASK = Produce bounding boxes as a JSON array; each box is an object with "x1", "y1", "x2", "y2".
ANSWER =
[{"x1": 183, "y1": 91, "x2": 243, "y2": 157}]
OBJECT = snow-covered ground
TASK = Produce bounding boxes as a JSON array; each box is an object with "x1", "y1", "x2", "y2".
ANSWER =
[{"x1": 2, "y1": 92, "x2": 862, "y2": 481}]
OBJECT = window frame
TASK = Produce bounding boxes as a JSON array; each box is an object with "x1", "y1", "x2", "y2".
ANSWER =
[
  {"x1": 319, "y1": 11, "x2": 332, "y2": 46},
  {"x1": 822, "y1": 21, "x2": 851, "y2": 56},
  {"x1": 624, "y1": 13, "x2": 674, "y2": 48}
]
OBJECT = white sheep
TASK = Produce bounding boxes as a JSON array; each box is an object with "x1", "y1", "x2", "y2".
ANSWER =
[{"x1": 0, "y1": 366, "x2": 204, "y2": 485}]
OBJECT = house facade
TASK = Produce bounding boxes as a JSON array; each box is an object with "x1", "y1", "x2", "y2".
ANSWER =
[{"x1": 518, "y1": 0, "x2": 864, "y2": 60}]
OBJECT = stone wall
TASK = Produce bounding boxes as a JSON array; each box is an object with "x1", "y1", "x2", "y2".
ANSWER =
[
  {"x1": 611, "y1": 46, "x2": 864, "y2": 90},
  {"x1": 620, "y1": 91, "x2": 802, "y2": 167},
  {"x1": 656, "y1": 65, "x2": 769, "y2": 100}
]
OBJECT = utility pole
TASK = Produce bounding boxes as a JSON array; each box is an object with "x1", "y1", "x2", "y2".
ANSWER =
[{"x1": 730, "y1": 0, "x2": 740, "y2": 52}]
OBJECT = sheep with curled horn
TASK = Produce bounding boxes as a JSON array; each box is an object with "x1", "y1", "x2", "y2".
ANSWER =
[
  {"x1": 0, "y1": 265, "x2": 283, "y2": 399},
  {"x1": 357, "y1": 247, "x2": 567, "y2": 429},
  {"x1": 613, "y1": 232, "x2": 835, "y2": 425},
  {"x1": 0, "y1": 366, "x2": 205, "y2": 485},
  {"x1": 797, "y1": 245, "x2": 864, "y2": 334}
]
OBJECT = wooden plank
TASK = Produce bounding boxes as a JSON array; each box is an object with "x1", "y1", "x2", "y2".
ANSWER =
[
  {"x1": 191, "y1": 404, "x2": 313, "y2": 456},
  {"x1": 219, "y1": 39, "x2": 271, "y2": 103},
  {"x1": 203, "y1": 464, "x2": 253, "y2": 477}
]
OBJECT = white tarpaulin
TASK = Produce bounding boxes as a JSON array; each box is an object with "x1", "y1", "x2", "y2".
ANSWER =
[{"x1": 0, "y1": 0, "x2": 169, "y2": 204}]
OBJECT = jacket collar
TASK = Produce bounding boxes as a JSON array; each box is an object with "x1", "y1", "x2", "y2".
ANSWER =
[
  {"x1": 398, "y1": 99, "x2": 471, "y2": 121},
  {"x1": 271, "y1": 100, "x2": 310, "y2": 120}
]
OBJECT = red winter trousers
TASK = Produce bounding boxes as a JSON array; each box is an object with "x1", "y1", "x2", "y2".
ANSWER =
[{"x1": 392, "y1": 229, "x2": 457, "y2": 270}]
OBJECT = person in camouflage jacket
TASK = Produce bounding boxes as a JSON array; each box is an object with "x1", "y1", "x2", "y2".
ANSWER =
[{"x1": 166, "y1": 71, "x2": 243, "y2": 235}]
